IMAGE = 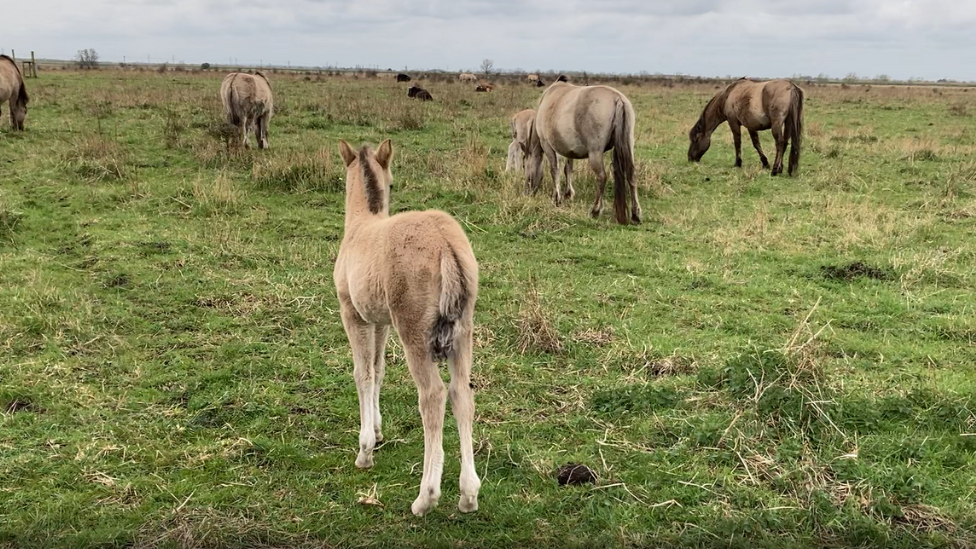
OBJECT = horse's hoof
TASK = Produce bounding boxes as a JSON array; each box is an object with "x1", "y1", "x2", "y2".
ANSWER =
[
  {"x1": 412, "y1": 491, "x2": 441, "y2": 516},
  {"x1": 374, "y1": 430, "x2": 383, "y2": 443},
  {"x1": 632, "y1": 213, "x2": 642, "y2": 225},
  {"x1": 355, "y1": 453, "x2": 374, "y2": 469},
  {"x1": 458, "y1": 494, "x2": 479, "y2": 513},
  {"x1": 590, "y1": 209, "x2": 601, "y2": 219}
]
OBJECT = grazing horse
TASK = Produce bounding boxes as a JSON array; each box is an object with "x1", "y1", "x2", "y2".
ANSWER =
[
  {"x1": 396, "y1": 73, "x2": 411, "y2": 82},
  {"x1": 220, "y1": 72, "x2": 273, "y2": 149},
  {"x1": 333, "y1": 139, "x2": 481, "y2": 517},
  {"x1": 407, "y1": 85, "x2": 433, "y2": 101},
  {"x1": 688, "y1": 78, "x2": 804, "y2": 176},
  {"x1": 505, "y1": 109, "x2": 535, "y2": 172},
  {"x1": 459, "y1": 73, "x2": 477, "y2": 83},
  {"x1": 0, "y1": 55, "x2": 28, "y2": 131},
  {"x1": 525, "y1": 81, "x2": 642, "y2": 224}
]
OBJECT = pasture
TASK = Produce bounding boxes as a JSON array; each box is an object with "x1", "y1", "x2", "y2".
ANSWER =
[{"x1": 1, "y1": 70, "x2": 975, "y2": 548}]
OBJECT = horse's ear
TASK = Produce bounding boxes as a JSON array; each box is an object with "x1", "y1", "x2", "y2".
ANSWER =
[
  {"x1": 339, "y1": 140, "x2": 357, "y2": 167},
  {"x1": 375, "y1": 139, "x2": 393, "y2": 170}
]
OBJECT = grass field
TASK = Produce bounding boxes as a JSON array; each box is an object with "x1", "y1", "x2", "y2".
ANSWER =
[{"x1": 1, "y1": 70, "x2": 976, "y2": 548}]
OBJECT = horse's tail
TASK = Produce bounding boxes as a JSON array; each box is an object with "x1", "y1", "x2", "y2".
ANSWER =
[
  {"x1": 224, "y1": 75, "x2": 243, "y2": 126},
  {"x1": 787, "y1": 84, "x2": 803, "y2": 176},
  {"x1": 611, "y1": 97, "x2": 635, "y2": 225},
  {"x1": 431, "y1": 244, "x2": 476, "y2": 361}
]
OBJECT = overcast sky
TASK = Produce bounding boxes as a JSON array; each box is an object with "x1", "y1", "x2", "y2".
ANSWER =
[{"x1": 4, "y1": 0, "x2": 974, "y2": 81}]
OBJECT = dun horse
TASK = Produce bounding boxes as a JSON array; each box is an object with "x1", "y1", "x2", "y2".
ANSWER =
[
  {"x1": 688, "y1": 78, "x2": 803, "y2": 176},
  {"x1": 526, "y1": 81, "x2": 641, "y2": 224},
  {"x1": 220, "y1": 72, "x2": 274, "y2": 149},
  {"x1": 333, "y1": 139, "x2": 480, "y2": 516},
  {"x1": 505, "y1": 109, "x2": 535, "y2": 172},
  {"x1": 0, "y1": 55, "x2": 28, "y2": 131}
]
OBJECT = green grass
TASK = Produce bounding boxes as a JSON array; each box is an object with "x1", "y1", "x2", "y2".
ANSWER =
[{"x1": 1, "y1": 70, "x2": 975, "y2": 548}]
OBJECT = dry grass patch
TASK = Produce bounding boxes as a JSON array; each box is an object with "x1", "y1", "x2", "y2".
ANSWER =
[{"x1": 516, "y1": 278, "x2": 562, "y2": 355}]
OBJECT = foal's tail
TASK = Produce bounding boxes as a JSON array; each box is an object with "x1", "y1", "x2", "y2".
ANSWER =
[
  {"x1": 611, "y1": 97, "x2": 635, "y2": 225},
  {"x1": 786, "y1": 84, "x2": 803, "y2": 176},
  {"x1": 431, "y1": 245, "x2": 477, "y2": 361}
]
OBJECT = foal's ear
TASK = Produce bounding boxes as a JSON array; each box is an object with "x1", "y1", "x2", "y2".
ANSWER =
[
  {"x1": 375, "y1": 139, "x2": 393, "y2": 170},
  {"x1": 338, "y1": 140, "x2": 357, "y2": 167}
]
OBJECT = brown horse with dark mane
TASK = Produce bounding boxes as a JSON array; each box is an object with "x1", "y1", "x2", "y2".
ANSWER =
[
  {"x1": 688, "y1": 78, "x2": 803, "y2": 176},
  {"x1": 0, "y1": 55, "x2": 29, "y2": 130}
]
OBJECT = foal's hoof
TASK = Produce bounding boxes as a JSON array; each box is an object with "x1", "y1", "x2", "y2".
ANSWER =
[
  {"x1": 590, "y1": 208, "x2": 601, "y2": 219},
  {"x1": 411, "y1": 491, "x2": 441, "y2": 516},
  {"x1": 631, "y1": 212, "x2": 642, "y2": 225},
  {"x1": 458, "y1": 494, "x2": 479, "y2": 513}
]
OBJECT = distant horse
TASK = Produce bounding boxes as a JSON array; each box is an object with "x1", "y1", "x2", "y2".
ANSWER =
[
  {"x1": 397, "y1": 73, "x2": 411, "y2": 82},
  {"x1": 525, "y1": 81, "x2": 641, "y2": 224},
  {"x1": 334, "y1": 139, "x2": 481, "y2": 517},
  {"x1": 220, "y1": 72, "x2": 273, "y2": 149},
  {"x1": 474, "y1": 83, "x2": 494, "y2": 93},
  {"x1": 0, "y1": 55, "x2": 28, "y2": 130},
  {"x1": 688, "y1": 78, "x2": 803, "y2": 176},
  {"x1": 505, "y1": 109, "x2": 535, "y2": 172},
  {"x1": 407, "y1": 85, "x2": 433, "y2": 101},
  {"x1": 459, "y1": 73, "x2": 477, "y2": 83}
]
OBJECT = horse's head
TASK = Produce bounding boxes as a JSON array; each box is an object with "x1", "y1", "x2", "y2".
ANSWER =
[
  {"x1": 339, "y1": 139, "x2": 394, "y2": 217},
  {"x1": 687, "y1": 120, "x2": 710, "y2": 162}
]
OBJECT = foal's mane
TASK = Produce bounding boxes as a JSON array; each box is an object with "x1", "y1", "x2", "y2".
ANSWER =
[{"x1": 358, "y1": 146, "x2": 385, "y2": 215}]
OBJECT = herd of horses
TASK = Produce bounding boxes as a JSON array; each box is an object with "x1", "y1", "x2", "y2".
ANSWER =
[{"x1": 0, "y1": 59, "x2": 808, "y2": 516}]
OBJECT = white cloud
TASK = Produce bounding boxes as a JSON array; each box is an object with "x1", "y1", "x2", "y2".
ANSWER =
[{"x1": 2, "y1": 0, "x2": 973, "y2": 80}]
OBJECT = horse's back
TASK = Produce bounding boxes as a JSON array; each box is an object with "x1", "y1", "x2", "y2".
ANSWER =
[
  {"x1": 538, "y1": 84, "x2": 629, "y2": 158},
  {"x1": 0, "y1": 56, "x2": 21, "y2": 101}
]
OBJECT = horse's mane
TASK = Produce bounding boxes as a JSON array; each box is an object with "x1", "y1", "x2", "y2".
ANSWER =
[
  {"x1": 252, "y1": 71, "x2": 272, "y2": 89},
  {"x1": 0, "y1": 54, "x2": 22, "y2": 76},
  {"x1": 690, "y1": 92, "x2": 722, "y2": 138},
  {"x1": 690, "y1": 80, "x2": 746, "y2": 138}
]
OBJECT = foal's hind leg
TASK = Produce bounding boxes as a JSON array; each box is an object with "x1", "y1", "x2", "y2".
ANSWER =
[
  {"x1": 749, "y1": 129, "x2": 770, "y2": 169},
  {"x1": 448, "y1": 327, "x2": 480, "y2": 513},
  {"x1": 373, "y1": 325, "x2": 389, "y2": 443},
  {"x1": 588, "y1": 151, "x2": 607, "y2": 218},
  {"x1": 339, "y1": 300, "x2": 378, "y2": 469},
  {"x1": 405, "y1": 345, "x2": 446, "y2": 516},
  {"x1": 544, "y1": 145, "x2": 561, "y2": 205}
]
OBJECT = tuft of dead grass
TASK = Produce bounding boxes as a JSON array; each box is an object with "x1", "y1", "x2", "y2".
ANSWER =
[{"x1": 516, "y1": 278, "x2": 562, "y2": 354}]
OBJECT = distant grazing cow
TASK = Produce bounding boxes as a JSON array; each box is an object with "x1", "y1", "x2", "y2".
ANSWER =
[
  {"x1": 397, "y1": 73, "x2": 411, "y2": 82},
  {"x1": 527, "y1": 74, "x2": 540, "y2": 83},
  {"x1": 407, "y1": 85, "x2": 433, "y2": 101},
  {"x1": 459, "y1": 73, "x2": 477, "y2": 83},
  {"x1": 474, "y1": 83, "x2": 494, "y2": 93}
]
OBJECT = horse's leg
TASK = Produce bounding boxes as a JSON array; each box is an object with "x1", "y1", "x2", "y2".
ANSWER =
[
  {"x1": 258, "y1": 115, "x2": 269, "y2": 149},
  {"x1": 629, "y1": 167, "x2": 642, "y2": 225},
  {"x1": 339, "y1": 300, "x2": 377, "y2": 469},
  {"x1": 563, "y1": 158, "x2": 575, "y2": 200},
  {"x1": 749, "y1": 129, "x2": 770, "y2": 169},
  {"x1": 241, "y1": 116, "x2": 251, "y2": 149},
  {"x1": 544, "y1": 145, "x2": 561, "y2": 205},
  {"x1": 448, "y1": 326, "x2": 480, "y2": 513},
  {"x1": 406, "y1": 345, "x2": 446, "y2": 516},
  {"x1": 771, "y1": 122, "x2": 786, "y2": 176},
  {"x1": 372, "y1": 325, "x2": 389, "y2": 443},
  {"x1": 729, "y1": 120, "x2": 743, "y2": 168},
  {"x1": 588, "y1": 150, "x2": 607, "y2": 218}
]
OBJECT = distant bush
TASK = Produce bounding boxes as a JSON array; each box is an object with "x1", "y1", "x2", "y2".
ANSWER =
[
  {"x1": 201, "y1": 62, "x2": 211, "y2": 70},
  {"x1": 76, "y1": 48, "x2": 99, "y2": 70}
]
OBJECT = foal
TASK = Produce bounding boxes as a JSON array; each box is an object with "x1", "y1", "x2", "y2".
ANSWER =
[{"x1": 333, "y1": 139, "x2": 481, "y2": 516}]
